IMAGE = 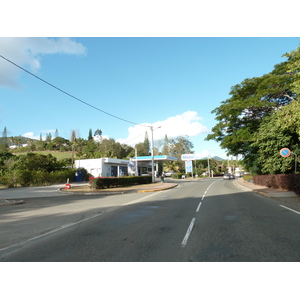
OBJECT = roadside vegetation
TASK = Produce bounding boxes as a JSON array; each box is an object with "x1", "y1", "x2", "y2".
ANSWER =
[
  {"x1": 206, "y1": 45, "x2": 300, "y2": 176},
  {"x1": 1, "y1": 126, "x2": 235, "y2": 187}
]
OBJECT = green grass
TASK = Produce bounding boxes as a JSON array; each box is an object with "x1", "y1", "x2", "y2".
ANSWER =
[{"x1": 13, "y1": 151, "x2": 73, "y2": 160}]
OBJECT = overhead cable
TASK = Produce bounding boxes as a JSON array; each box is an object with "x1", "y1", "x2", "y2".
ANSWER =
[{"x1": 0, "y1": 54, "x2": 149, "y2": 127}]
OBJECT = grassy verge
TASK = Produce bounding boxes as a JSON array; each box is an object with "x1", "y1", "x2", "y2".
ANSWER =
[{"x1": 13, "y1": 151, "x2": 73, "y2": 160}]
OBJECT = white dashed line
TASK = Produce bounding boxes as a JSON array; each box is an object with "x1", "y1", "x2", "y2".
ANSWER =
[{"x1": 181, "y1": 218, "x2": 195, "y2": 247}]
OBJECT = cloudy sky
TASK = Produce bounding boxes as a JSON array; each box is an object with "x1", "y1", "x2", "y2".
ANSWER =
[{"x1": 1, "y1": 37, "x2": 299, "y2": 158}]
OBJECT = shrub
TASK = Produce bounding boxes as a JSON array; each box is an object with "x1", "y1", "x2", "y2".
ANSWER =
[
  {"x1": 0, "y1": 168, "x2": 77, "y2": 187},
  {"x1": 253, "y1": 174, "x2": 300, "y2": 195},
  {"x1": 90, "y1": 175, "x2": 152, "y2": 190},
  {"x1": 172, "y1": 172, "x2": 185, "y2": 179}
]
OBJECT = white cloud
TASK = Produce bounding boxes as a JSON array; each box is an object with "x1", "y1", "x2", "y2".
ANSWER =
[
  {"x1": 22, "y1": 132, "x2": 39, "y2": 140},
  {"x1": 22, "y1": 129, "x2": 56, "y2": 140},
  {"x1": 195, "y1": 149, "x2": 216, "y2": 159},
  {"x1": 0, "y1": 37, "x2": 86, "y2": 88},
  {"x1": 117, "y1": 111, "x2": 210, "y2": 146},
  {"x1": 93, "y1": 135, "x2": 109, "y2": 143}
]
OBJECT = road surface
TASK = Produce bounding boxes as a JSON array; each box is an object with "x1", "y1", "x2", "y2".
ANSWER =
[{"x1": 1, "y1": 178, "x2": 300, "y2": 261}]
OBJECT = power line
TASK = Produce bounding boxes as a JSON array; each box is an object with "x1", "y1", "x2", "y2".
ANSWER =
[{"x1": 0, "y1": 54, "x2": 148, "y2": 127}]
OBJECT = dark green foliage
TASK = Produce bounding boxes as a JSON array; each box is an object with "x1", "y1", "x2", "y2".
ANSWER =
[
  {"x1": 206, "y1": 46, "x2": 300, "y2": 173},
  {"x1": 90, "y1": 175, "x2": 152, "y2": 190},
  {"x1": 0, "y1": 152, "x2": 84, "y2": 187}
]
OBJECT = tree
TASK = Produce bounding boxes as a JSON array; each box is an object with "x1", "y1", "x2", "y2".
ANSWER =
[
  {"x1": 284, "y1": 46, "x2": 300, "y2": 97},
  {"x1": 162, "y1": 134, "x2": 170, "y2": 155},
  {"x1": 252, "y1": 100, "x2": 300, "y2": 174},
  {"x1": 46, "y1": 132, "x2": 52, "y2": 142},
  {"x1": 70, "y1": 130, "x2": 76, "y2": 143},
  {"x1": 94, "y1": 129, "x2": 102, "y2": 143},
  {"x1": 0, "y1": 127, "x2": 8, "y2": 151},
  {"x1": 205, "y1": 53, "x2": 298, "y2": 171},
  {"x1": 88, "y1": 129, "x2": 93, "y2": 141},
  {"x1": 52, "y1": 136, "x2": 70, "y2": 151},
  {"x1": 166, "y1": 136, "x2": 194, "y2": 171},
  {"x1": 144, "y1": 131, "x2": 151, "y2": 156}
]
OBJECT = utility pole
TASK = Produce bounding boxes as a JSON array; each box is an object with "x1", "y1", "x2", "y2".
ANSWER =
[
  {"x1": 150, "y1": 126, "x2": 155, "y2": 183},
  {"x1": 135, "y1": 147, "x2": 138, "y2": 176},
  {"x1": 207, "y1": 156, "x2": 210, "y2": 177}
]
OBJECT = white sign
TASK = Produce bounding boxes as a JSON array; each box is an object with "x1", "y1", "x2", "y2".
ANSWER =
[
  {"x1": 181, "y1": 154, "x2": 196, "y2": 161},
  {"x1": 185, "y1": 160, "x2": 193, "y2": 173}
]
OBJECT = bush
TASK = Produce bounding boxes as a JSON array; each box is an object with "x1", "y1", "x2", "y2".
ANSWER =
[
  {"x1": 0, "y1": 168, "x2": 77, "y2": 187},
  {"x1": 90, "y1": 175, "x2": 152, "y2": 190},
  {"x1": 253, "y1": 174, "x2": 300, "y2": 195},
  {"x1": 172, "y1": 172, "x2": 185, "y2": 179}
]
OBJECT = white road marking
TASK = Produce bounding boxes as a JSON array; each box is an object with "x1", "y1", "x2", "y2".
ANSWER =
[
  {"x1": 196, "y1": 180, "x2": 218, "y2": 212},
  {"x1": 181, "y1": 218, "x2": 195, "y2": 247},
  {"x1": 181, "y1": 180, "x2": 219, "y2": 247},
  {"x1": 0, "y1": 192, "x2": 164, "y2": 253},
  {"x1": 280, "y1": 205, "x2": 300, "y2": 215},
  {"x1": 196, "y1": 202, "x2": 202, "y2": 212}
]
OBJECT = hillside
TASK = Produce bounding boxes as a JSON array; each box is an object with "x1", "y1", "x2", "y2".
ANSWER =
[{"x1": 0, "y1": 136, "x2": 35, "y2": 146}]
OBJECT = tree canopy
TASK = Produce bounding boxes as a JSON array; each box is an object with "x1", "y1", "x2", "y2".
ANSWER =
[{"x1": 206, "y1": 46, "x2": 300, "y2": 174}]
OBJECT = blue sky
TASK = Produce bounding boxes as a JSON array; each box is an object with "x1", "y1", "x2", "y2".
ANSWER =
[{"x1": 0, "y1": 37, "x2": 299, "y2": 158}]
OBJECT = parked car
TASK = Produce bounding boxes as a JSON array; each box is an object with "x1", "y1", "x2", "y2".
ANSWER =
[
  {"x1": 165, "y1": 170, "x2": 176, "y2": 177},
  {"x1": 223, "y1": 174, "x2": 231, "y2": 180},
  {"x1": 229, "y1": 174, "x2": 235, "y2": 179}
]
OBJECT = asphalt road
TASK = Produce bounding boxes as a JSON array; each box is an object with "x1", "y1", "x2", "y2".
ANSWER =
[{"x1": 1, "y1": 178, "x2": 300, "y2": 261}]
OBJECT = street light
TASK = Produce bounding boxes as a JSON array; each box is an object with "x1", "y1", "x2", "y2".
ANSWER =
[{"x1": 150, "y1": 125, "x2": 161, "y2": 183}]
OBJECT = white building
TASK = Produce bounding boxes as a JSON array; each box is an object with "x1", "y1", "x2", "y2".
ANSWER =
[
  {"x1": 75, "y1": 155, "x2": 177, "y2": 178},
  {"x1": 75, "y1": 158, "x2": 129, "y2": 178}
]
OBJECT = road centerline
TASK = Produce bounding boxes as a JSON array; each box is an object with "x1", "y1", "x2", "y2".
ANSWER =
[{"x1": 181, "y1": 218, "x2": 195, "y2": 247}]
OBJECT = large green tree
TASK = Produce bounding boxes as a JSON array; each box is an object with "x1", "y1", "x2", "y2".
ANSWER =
[
  {"x1": 206, "y1": 48, "x2": 299, "y2": 172},
  {"x1": 284, "y1": 46, "x2": 300, "y2": 96},
  {"x1": 166, "y1": 136, "x2": 194, "y2": 171}
]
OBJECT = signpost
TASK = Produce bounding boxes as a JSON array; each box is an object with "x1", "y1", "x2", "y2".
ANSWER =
[
  {"x1": 280, "y1": 148, "x2": 297, "y2": 173},
  {"x1": 181, "y1": 154, "x2": 195, "y2": 177},
  {"x1": 280, "y1": 148, "x2": 291, "y2": 158}
]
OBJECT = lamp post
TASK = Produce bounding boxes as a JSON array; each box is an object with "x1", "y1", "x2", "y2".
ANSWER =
[
  {"x1": 207, "y1": 156, "x2": 210, "y2": 177},
  {"x1": 151, "y1": 126, "x2": 155, "y2": 183},
  {"x1": 150, "y1": 125, "x2": 161, "y2": 183}
]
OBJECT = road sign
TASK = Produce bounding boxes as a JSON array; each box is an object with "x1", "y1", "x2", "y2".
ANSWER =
[
  {"x1": 185, "y1": 160, "x2": 193, "y2": 172},
  {"x1": 280, "y1": 148, "x2": 291, "y2": 157}
]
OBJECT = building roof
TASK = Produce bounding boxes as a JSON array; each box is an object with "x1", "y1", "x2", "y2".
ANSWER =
[{"x1": 134, "y1": 155, "x2": 178, "y2": 162}]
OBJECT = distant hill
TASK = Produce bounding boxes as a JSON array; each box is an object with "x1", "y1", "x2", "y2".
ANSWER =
[
  {"x1": 0, "y1": 136, "x2": 35, "y2": 146},
  {"x1": 212, "y1": 156, "x2": 225, "y2": 161}
]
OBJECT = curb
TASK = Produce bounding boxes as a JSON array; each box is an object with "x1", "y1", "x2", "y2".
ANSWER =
[
  {"x1": 59, "y1": 183, "x2": 178, "y2": 195},
  {"x1": 234, "y1": 179, "x2": 298, "y2": 199},
  {"x1": 137, "y1": 184, "x2": 178, "y2": 193},
  {"x1": 234, "y1": 179, "x2": 269, "y2": 197},
  {"x1": 58, "y1": 188, "x2": 125, "y2": 195}
]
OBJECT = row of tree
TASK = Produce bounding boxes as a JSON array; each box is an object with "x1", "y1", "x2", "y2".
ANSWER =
[
  {"x1": 1, "y1": 126, "x2": 198, "y2": 172},
  {"x1": 206, "y1": 46, "x2": 300, "y2": 175}
]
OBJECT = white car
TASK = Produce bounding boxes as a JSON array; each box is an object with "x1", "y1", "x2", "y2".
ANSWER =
[{"x1": 164, "y1": 170, "x2": 176, "y2": 177}]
